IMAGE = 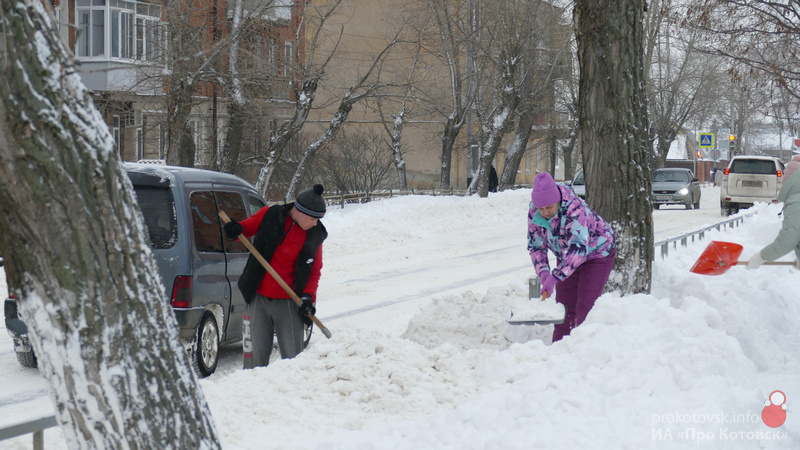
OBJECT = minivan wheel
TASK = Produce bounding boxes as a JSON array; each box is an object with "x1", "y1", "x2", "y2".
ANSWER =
[
  {"x1": 193, "y1": 313, "x2": 219, "y2": 377},
  {"x1": 16, "y1": 349, "x2": 37, "y2": 368}
]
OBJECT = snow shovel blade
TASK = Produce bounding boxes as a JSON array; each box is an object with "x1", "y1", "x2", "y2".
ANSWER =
[
  {"x1": 689, "y1": 241, "x2": 744, "y2": 276},
  {"x1": 507, "y1": 292, "x2": 566, "y2": 325}
]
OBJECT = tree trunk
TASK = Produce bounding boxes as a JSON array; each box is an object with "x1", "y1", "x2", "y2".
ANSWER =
[
  {"x1": 165, "y1": 85, "x2": 196, "y2": 167},
  {"x1": 220, "y1": 101, "x2": 247, "y2": 174},
  {"x1": 255, "y1": 77, "x2": 318, "y2": 198},
  {"x1": 390, "y1": 109, "x2": 409, "y2": 189},
  {"x1": 575, "y1": 0, "x2": 653, "y2": 294},
  {"x1": 469, "y1": 105, "x2": 513, "y2": 197},
  {"x1": 499, "y1": 106, "x2": 535, "y2": 189},
  {"x1": 0, "y1": 3, "x2": 220, "y2": 448},
  {"x1": 439, "y1": 116, "x2": 463, "y2": 189}
]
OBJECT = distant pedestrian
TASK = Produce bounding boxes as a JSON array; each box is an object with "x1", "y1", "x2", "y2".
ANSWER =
[
  {"x1": 747, "y1": 156, "x2": 800, "y2": 271},
  {"x1": 489, "y1": 166, "x2": 499, "y2": 193},
  {"x1": 224, "y1": 185, "x2": 328, "y2": 368},
  {"x1": 527, "y1": 172, "x2": 616, "y2": 342}
]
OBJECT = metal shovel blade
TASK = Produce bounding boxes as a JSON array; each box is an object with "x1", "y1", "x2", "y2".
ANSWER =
[{"x1": 689, "y1": 241, "x2": 744, "y2": 276}]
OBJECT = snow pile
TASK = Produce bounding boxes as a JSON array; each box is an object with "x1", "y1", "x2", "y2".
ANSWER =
[{"x1": 1, "y1": 191, "x2": 798, "y2": 449}]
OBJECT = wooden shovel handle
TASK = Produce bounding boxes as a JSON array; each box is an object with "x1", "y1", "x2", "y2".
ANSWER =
[
  {"x1": 219, "y1": 211, "x2": 332, "y2": 339},
  {"x1": 734, "y1": 261, "x2": 797, "y2": 266}
]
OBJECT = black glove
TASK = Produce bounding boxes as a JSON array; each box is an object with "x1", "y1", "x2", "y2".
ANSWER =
[
  {"x1": 223, "y1": 220, "x2": 243, "y2": 240},
  {"x1": 298, "y1": 294, "x2": 316, "y2": 318}
]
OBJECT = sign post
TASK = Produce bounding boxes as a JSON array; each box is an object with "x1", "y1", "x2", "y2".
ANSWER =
[{"x1": 698, "y1": 133, "x2": 713, "y2": 182}]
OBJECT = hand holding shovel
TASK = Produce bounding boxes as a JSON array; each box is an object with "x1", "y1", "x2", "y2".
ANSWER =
[{"x1": 219, "y1": 211, "x2": 332, "y2": 338}]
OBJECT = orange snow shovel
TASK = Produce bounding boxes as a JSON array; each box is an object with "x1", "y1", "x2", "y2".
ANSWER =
[
  {"x1": 689, "y1": 241, "x2": 796, "y2": 276},
  {"x1": 219, "y1": 211, "x2": 332, "y2": 338}
]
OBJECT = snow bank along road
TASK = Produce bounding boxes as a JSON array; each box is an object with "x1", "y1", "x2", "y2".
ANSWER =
[{"x1": 0, "y1": 185, "x2": 729, "y2": 410}]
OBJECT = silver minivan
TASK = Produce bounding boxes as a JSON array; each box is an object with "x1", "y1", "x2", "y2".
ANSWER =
[
  {"x1": 5, "y1": 164, "x2": 266, "y2": 377},
  {"x1": 720, "y1": 156, "x2": 785, "y2": 216}
]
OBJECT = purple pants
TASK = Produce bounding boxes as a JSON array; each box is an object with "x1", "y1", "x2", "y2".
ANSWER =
[{"x1": 552, "y1": 250, "x2": 615, "y2": 342}]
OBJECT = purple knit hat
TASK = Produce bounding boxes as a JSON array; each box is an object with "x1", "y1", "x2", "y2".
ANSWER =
[
  {"x1": 531, "y1": 172, "x2": 561, "y2": 208},
  {"x1": 785, "y1": 155, "x2": 800, "y2": 181}
]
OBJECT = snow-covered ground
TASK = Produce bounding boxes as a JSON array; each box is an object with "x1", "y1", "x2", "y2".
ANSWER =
[{"x1": 1, "y1": 185, "x2": 798, "y2": 449}]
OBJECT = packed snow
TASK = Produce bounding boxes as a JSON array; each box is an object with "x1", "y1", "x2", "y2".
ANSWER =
[{"x1": 1, "y1": 185, "x2": 798, "y2": 449}]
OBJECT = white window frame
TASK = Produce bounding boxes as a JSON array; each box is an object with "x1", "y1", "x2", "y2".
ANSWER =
[{"x1": 76, "y1": 0, "x2": 163, "y2": 62}]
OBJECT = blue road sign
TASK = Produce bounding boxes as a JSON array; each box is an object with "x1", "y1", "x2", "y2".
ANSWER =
[{"x1": 699, "y1": 133, "x2": 714, "y2": 148}]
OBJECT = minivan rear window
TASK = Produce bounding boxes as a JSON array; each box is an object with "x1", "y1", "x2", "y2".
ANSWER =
[
  {"x1": 729, "y1": 160, "x2": 777, "y2": 175},
  {"x1": 134, "y1": 186, "x2": 177, "y2": 249}
]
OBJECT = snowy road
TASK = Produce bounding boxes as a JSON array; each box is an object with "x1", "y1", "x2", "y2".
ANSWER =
[{"x1": 0, "y1": 185, "x2": 729, "y2": 423}]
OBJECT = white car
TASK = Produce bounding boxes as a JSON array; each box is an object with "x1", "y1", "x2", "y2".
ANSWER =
[
  {"x1": 720, "y1": 156, "x2": 785, "y2": 216},
  {"x1": 566, "y1": 170, "x2": 585, "y2": 199}
]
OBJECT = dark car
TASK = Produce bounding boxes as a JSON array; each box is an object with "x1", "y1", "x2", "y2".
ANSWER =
[
  {"x1": 652, "y1": 168, "x2": 701, "y2": 210},
  {"x1": 5, "y1": 164, "x2": 266, "y2": 377}
]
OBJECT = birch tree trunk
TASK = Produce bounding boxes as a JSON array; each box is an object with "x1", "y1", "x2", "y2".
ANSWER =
[
  {"x1": 575, "y1": 0, "x2": 653, "y2": 294},
  {"x1": 0, "y1": 2, "x2": 220, "y2": 448}
]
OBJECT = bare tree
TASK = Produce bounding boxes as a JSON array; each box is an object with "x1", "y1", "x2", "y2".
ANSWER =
[
  {"x1": 469, "y1": 0, "x2": 565, "y2": 197},
  {"x1": 284, "y1": 29, "x2": 401, "y2": 200},
  {"x1": 253, "y1": 0, "x2": 345, "y2": 198},
  {"x1": 423, "y1": 0, "x2": 475, "y2": 189},
  {"x1": 645, "y1": 0, "x2": 717, "y2": 167},
  {"x1": 690, "y1": 0, "x2": 800, "y2": 103},
  {"x1": 575, "y1": 0, "x2": 653, "y2": 294},
  {"x1": 0, "y1": 2, "x2": 219, "y2": 447},
  {"x1": 318, "y1": 129, "x2": 399, "y2": 193},
  {"x1": 375, "y1": 44, "x2": 423, "y2": 190}
]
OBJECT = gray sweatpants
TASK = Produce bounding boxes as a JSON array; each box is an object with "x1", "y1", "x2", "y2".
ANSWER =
[{"x1": 242, "y1": 294, "x2": 305, "y2": 369}]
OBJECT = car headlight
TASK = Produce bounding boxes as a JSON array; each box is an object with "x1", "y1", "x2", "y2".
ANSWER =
[{"x1": 678, "y1": 188, "x2": 689, "y2": 195}]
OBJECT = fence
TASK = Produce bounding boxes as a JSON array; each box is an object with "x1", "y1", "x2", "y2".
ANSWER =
[
  {"x1": 653, "y1": 212, "x2": 751, "y2": 259},
  {"x1": 323, "y1": 188, "x2": 473, "y2": 208}
]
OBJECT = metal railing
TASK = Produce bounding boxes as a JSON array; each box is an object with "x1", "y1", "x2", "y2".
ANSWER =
[
  {"x1": 0, "y1": 415, "x2": 57, "y2": 450},
  {"x1": 653, "y1": 212, "x2": 751, "y2": 259},
  {"x1": 321, "y1": 185, "x2": 534, "y2": 209}
]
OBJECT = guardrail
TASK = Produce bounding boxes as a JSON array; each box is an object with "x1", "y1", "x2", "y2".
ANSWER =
[
  {"x1": 653, "y1": 212, "x2": 751, "y2": 259},
  {"x1": 0, "y1": 415, "x2": 57, "y2": 450}
]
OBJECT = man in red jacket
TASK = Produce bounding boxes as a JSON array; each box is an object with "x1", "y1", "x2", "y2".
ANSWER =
[{"x1": 224, "y1": 185, "x2": 328, "y2": 369}]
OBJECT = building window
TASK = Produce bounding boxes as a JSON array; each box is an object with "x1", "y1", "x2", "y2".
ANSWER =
[
  {"x1": 136, "y1": 128, "x2": 143, "y2": 160},
  {"x1": 76, "y1": 0, "x2": 162, "y2": 62},
  {"x1": 76, "y1": 2, "x2": 106, "y2": 58},
  {"x1": 269, "y1": 37, "x2": 277, "y2": 73},
  {"x1": 112, "y1": 115, "x2": 121, "y2": 155},
  {"x1": 284, "y1": 42, "x2": 293, "y2": 75}
]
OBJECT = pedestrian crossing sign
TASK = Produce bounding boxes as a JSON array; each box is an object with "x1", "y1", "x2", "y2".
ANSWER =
[{"x1": 698, "y1": 133, "x2": 714, "y2": 148}]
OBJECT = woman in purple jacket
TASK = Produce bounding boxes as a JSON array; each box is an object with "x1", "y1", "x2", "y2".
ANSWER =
[{"x1": 527, "y1": 172, "x2": 616, "y2": 342}]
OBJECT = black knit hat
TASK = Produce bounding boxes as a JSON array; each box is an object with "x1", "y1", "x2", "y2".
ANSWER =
[{"x1": 295, "y1": 184, "x2": 326, "y2": 218}]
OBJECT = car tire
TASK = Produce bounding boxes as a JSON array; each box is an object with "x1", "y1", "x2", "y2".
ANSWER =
[
  {"x1": 653, "y1": 204, "x2": 660, "y2": 210},
  {"x1": 16, "y1": 349, "x2": 37, "y2": 368},
  {"x1": 685, "y1": 201, "x2": 692, "y2": 210},
  {"x1": 193, "y1": 313, "x2": 219, "y2": 378}
]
